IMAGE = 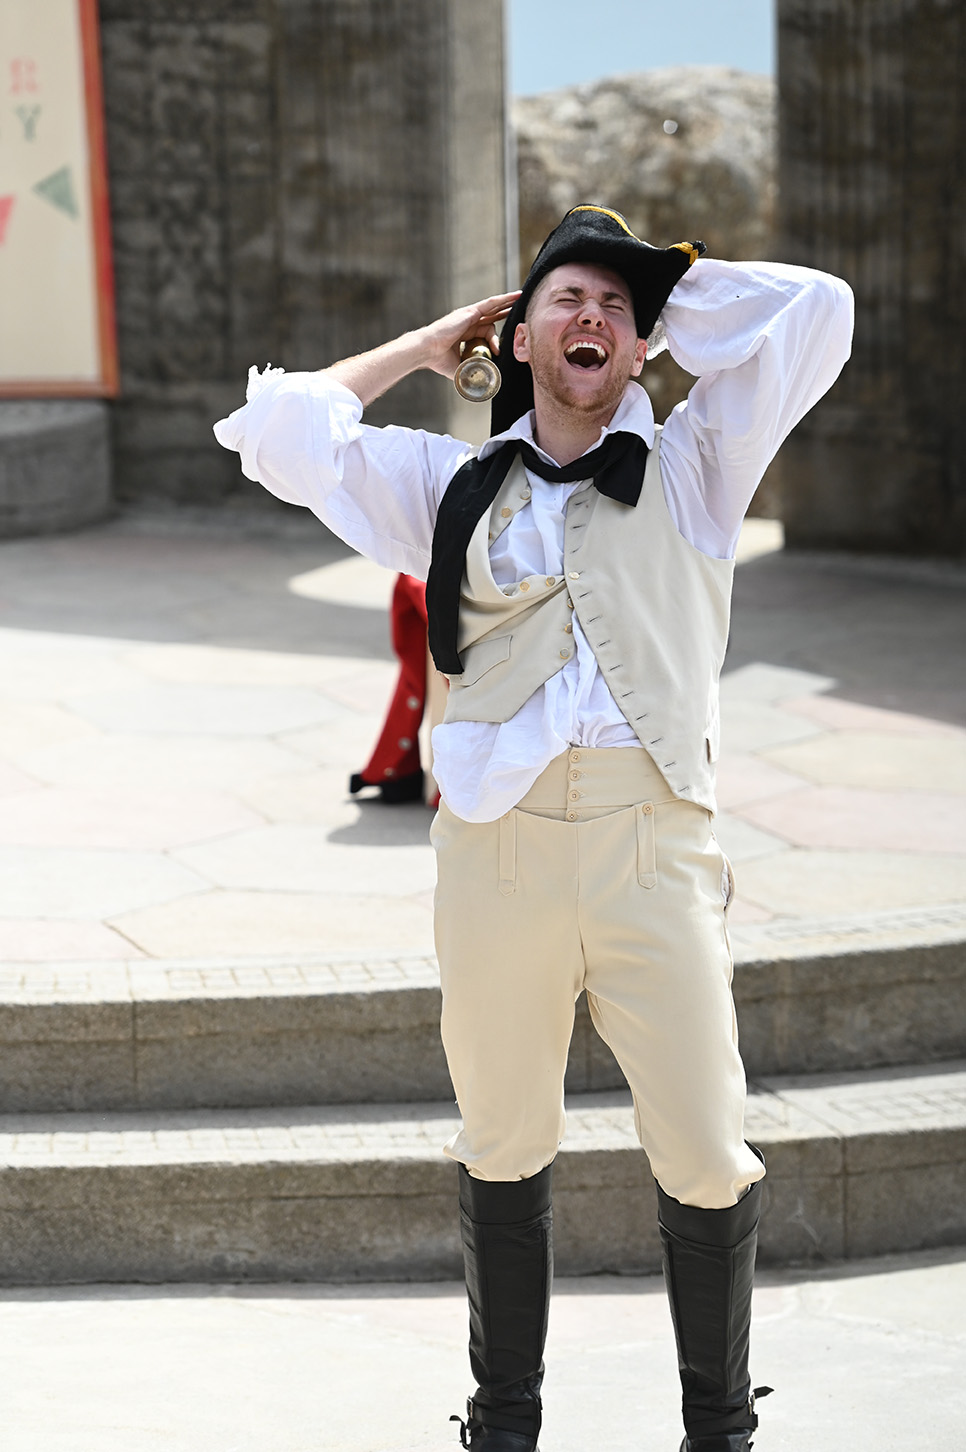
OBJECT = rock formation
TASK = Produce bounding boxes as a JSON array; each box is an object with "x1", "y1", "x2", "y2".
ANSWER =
[{"x1": 514, "y1": 66, "x2": 775, "y2": 277}]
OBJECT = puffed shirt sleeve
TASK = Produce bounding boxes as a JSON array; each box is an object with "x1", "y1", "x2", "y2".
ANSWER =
[
  {"x1": 212, "y1": 367, "x2": 474, "y2": 580},
  {"x1": 658, "y1": 259, "x2": 855, "y2": 558}
]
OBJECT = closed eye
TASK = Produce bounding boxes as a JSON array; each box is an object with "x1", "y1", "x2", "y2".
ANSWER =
[{"x1": 548, "y1": 287, "x2": 630, "y2": 311}]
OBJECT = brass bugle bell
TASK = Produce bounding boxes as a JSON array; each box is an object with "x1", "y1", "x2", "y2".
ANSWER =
[{"x1": 454, "y1": 338, "x2": 501, "y2": 403}]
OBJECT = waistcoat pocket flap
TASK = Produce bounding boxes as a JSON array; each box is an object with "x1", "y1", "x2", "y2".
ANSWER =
[{"x1": 450, "y1": 633, "x2": 511, "y2": 686}]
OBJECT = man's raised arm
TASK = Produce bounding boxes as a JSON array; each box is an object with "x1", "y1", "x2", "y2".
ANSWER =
[
  {"x1": 658, "y1": 258, "x2": 854, "y2": 558},
  {"x1": 213, "y1": 289, "x2": 519, "y2": 579},
  {"x1": 326, "y1": 290, "x2": 520, "y2": 406}
]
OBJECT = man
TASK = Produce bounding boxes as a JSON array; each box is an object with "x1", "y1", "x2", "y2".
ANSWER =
[{"x1": 215, "y1": 205, "x2": 853, "y2": 1451}]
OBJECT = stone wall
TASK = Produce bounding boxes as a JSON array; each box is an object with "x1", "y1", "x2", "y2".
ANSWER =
[
  {"x1": 778, "y1": 0, "x2": 966, "y2": 556},
  {"x1": 98, "y1": 0, "x2": 507, "y2": 506}
]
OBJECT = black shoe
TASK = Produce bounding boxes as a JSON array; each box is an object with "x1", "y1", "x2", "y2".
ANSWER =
[
  {"x1": 681, "y1": 1436, "x2": 752, "y2": 1451},
  {"x1": 453, "y1": 1164, "x2": 553, "y2": 1451},
  {"x1": 348, "y1": 768, "x2": 424, "y2": 803}
]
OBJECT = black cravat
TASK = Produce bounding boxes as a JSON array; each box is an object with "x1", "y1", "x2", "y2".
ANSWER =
[
  {"x1": 514, "y1": 430, "x2": 649, "y2": 506},
  {"x1": 427, "y1": 428, "x2": 649, "y2": 674}
]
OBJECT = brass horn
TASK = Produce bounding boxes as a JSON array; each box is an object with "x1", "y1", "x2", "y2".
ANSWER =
[{"x1": 454, "y1": 339, "x2": 501, "y2": 403}]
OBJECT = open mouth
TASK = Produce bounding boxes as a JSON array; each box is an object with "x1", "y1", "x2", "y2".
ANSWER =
[{"x1": 564, "y1": 339, "x2": 608, "y2": 370}]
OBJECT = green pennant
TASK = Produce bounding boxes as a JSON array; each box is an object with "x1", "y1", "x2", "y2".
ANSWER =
[{"x1": 33, "y1": 165, "x2": 78, "y2": 219}]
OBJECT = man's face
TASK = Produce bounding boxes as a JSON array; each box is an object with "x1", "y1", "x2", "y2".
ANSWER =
[{"x1": 512, "y1": 262, "x2": 647, "y2": 420}]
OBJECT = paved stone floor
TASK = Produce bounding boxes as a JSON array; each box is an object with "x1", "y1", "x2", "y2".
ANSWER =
[
  {"x1": 0, "y1": 509, "x2": 964, "y2": 968},
  {"x1": 2, "y1": 1249, "x2": 964, "y2": 1451}
]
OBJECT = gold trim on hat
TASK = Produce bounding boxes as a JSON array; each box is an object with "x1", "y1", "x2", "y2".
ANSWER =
[
  {"x1": 568, "y1": 205, "x2": 641, "y2": 239},
  {"x1": 670, "y1": 241, "x2": 701, "y2": 266}
]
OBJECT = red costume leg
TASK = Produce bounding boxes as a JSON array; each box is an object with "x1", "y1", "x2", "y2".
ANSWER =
[{"x1": 350, "y1": 574, "x2": 429, "y2": 804}]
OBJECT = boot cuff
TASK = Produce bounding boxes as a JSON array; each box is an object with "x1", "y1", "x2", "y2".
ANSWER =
[
  {"x1": 458, "y1": 1162, "x2": 553, "y2": 1224},
  {"x1": 656, "y1": 1145, "x2": 765, "y2": 1247}
]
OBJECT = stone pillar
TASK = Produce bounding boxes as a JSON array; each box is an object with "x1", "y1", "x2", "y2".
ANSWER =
[
  {"x1": 777, "y1": 0, "x2": 966, "y2": 556},
  {"x1": 99, "y1": 0, "x2": 507, "y2": 506},
  {"x1": 444, "y1": 1, "x2": 513, "y2": 447}
]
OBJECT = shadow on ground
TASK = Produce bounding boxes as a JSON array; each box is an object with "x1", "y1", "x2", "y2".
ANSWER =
[
  {"x1": 727, "y1": 548, "x2": 966, "y2": 728},
  {"x1": 0, "y1": 511, "x2": 393, "y2": 661}
]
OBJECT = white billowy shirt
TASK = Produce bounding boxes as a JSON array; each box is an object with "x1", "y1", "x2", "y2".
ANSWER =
[{"x1": 214, "y1": 258, "x2": 854, "y2": 821}]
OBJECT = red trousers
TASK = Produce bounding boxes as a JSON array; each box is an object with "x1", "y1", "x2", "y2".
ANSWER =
[{"x1": 357, "y1": 573, "x2": 428, "y2": 788}]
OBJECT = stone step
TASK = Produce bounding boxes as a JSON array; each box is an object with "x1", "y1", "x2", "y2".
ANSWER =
[
  {"x1": 2, "y1": 907, "x2": 964, "y2": 1112},
  {"x1": 1, "y1": 1060, "x2": 964, "y2": 1284}
]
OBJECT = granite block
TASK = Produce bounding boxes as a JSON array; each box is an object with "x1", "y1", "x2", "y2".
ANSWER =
[
  {"x1": 844, "y1": 1158, "x2": 966, "y2": 1259},
  {"x1": 133, "y1": 988, "x2": 454, "y2": 1107}
]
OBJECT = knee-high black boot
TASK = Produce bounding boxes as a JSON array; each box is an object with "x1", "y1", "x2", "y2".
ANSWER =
[
  {"x1": 452, "y1": 1162, "x2": 553, "y2": 1452},
  {"x1": 656, "y1": 1154, "x2": 771, "y2": 1452}
]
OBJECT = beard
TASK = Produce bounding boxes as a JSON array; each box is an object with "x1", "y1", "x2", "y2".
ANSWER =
[{"x1": 526, "y1": 332, "x2": 634, "y2": 421}]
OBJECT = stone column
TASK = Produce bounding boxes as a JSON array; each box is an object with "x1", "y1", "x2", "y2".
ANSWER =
[
  {"x1": 777, "y1": 0, "x2": 966, "y2": 556},
  {"x1": 99, "y1": 0, "x2": 507, "y2": 505}
]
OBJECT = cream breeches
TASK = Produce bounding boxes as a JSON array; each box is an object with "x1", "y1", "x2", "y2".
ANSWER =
[{"x1": 430, "y1": 746, "x2": 765, "y2": 1209}]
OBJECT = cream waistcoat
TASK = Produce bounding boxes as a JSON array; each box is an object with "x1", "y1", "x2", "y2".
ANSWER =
[{"x1": 441, "y1": 429, "x2": 734, "y2": 813}]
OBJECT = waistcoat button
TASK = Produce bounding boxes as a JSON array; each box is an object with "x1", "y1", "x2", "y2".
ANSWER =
[{"x1": 501, "y1": 507, "x2": 512, "y2": 518}]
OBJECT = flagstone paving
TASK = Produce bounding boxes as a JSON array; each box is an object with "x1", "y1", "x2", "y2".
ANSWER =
[
  {"x1": 2, "y1": 1251, "x2": 964, "y2": 1451},
  {"x1": 0, "y1": 510, "x2": 963, "y2": 960}
]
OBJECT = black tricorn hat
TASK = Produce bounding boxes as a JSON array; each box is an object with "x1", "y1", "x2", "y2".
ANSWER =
[{"x1": 491, "y1": 204, "x2": 705, "y2": 435}]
